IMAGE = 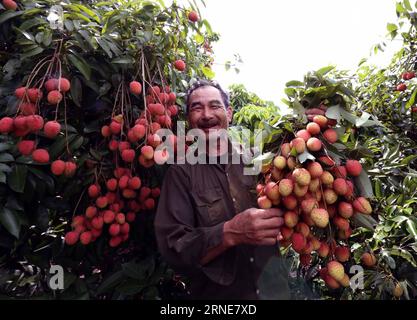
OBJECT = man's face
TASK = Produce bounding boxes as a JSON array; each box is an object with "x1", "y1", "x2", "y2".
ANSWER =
[{"x1": 187, "y1": 86, "x2": 233, "y2": 133}]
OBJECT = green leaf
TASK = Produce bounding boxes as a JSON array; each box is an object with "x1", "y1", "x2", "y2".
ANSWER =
[
  {"x1": 20, "y1": 46, "x2": 44, "y2": 60},
  {"x1": 201, "y1": 66, "x2": 215, "y2": 79},
  {"x1": 406, "y1": 219, "x2": 417, "y2": 241},
  {"x1": 298, "y1": 150, "x2": 316, "y2": 163},
  {"x1": 325, "y1": 105, "x2": 341, "y2": 121},
  {"x1": 96, "y1": 270, "x2": 124, "y2": 295},
  {"x1": 8, "y1": 165, "x2": 28, "y2": 193},
  {"x1": 316, "y1": 65, "x2": 335, "y2": 76},
  {"x1": 0, "y1": 10, "x2": 24, "y2": 25},
  {"x1": 70, "y1": 77, "x2": 83, "y2": 107},
  {"x1": 387, "y1": 23, "x2": 398, "y2": 33},
  {"x1": 0, "y1": 206, "x2": 21, "y2": 238},
  {"x1": 352, "y1": 213, "x2": 377, "y2": 230},
  {"x1": 285, "y1": 80, "x2": 304, "y2": 87},
  {"x1": 353, "y1": 169, "x2": 374, "y2": 198},
  {"x1": 389, "y1": 247, "x2": 416, "y2": 267},
  {"x1": 404, "y1": 0, "x2": 412, "y2": 10},
  {"x1": 67, "y1": 54, "x2": 91, "y2": 80}
]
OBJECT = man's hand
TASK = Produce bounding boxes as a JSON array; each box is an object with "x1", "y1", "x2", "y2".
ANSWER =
[{"x1": 223, "y1": 208, "x2": 284, "y2": 247}]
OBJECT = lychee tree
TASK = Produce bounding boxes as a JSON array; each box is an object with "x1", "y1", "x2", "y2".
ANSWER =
[{"x1": 0, "y1": 0, "x2": 217, "y2": 299}]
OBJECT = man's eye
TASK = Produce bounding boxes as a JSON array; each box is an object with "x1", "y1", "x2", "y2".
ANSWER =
[{"x1": 211, "y1": 105, "x2": 221, "y2": 109}]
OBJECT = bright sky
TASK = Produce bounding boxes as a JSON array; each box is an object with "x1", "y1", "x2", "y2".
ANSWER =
[{"x1": 192, "y1": 0, "x2": 402, "y2": 107}]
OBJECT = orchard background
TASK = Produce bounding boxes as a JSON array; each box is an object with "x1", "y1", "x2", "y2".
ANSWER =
[{"x1": 0, "y1": 0, "x2": 416, "y2": 300}]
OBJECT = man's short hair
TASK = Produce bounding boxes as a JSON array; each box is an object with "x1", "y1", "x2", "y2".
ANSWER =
[{"x1": 185, "y1": 79, "x2": 230, "y2": 113}]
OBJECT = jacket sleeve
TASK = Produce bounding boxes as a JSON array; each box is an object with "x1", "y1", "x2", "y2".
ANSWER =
[{"x1": 154, "y1": 165, "x2": 236, "y2": 285}]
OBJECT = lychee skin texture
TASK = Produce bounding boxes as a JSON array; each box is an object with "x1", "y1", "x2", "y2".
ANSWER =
[
  {"x1": 257, "y1": 195, "x2": 272, "y2": 209},
  {"x1": 327, "y1": 261, "x2": 345, "y2": 281},
  {"x1": 338, "y1": 201, "x2": 354, "y2": 218},
  {"x1": 279, "y1": 179, "x2": 294, "y2": 197},
  {"x1": 291, "y1": 233, "x2": 306, "y2": 253},
  {"x1": 0, "y1": 117, "x2": 14, "y2": 133},
  {"x1": 307, "y1": 162, "x2": 323, "y2": 178},
  {"x1": 64, "y1": 162, "x2": 77, "y2": 177},
  {"x1": 306, "y1": 137, "x2": 322, "y2": 152},
  {"x1": 296, "y1": 129, "x2": 311, "y2": 142},
  {"x1": 32, "y1": 149, "x2": 50, "y2": 163},
  {"x1": 3, "y1": 0, "x2": 17, "y2": 11},
  {"x1": 47, "y1": 90, "x2": 63, "y2": 104},
  {"x1": 323, "y1": 128, "x2": 338, "y2": 143},
  {"x1": 65, "y1": 231, "x2": 79, "y2": 245},
  {"x1": 353, "y1": 197, "x2": 372, "y2": 214},
  {"x1": 80, "y1": 231, "x2": 92, "y2": 245},
  {"x1": 311, "y1": 208, "x2": 329, "y2": 228},
  {"x1": 188, "y1": 10, "x2": 199, "y2": 22},
  {"x1": 273, "y1": 155, "x2": 286, "y2": 170},
  {"x1": 17, "y1": 140, "x2": 35, "y2": 156},
  {"x1": 44, "y1": 121, "x2": 61, "y2": 138},
  {"x1": 174, "y1": 60, "x2": 186, "y2": 71},
  {"x1": 58, "y1": 78, "x2": 71, "y2": 92},
  {"x1": 361, "y1": 252, "x2": 377, "y2": 267},
  {"x1": 346, "y1": 159, "x2": 362, "y2": 177},
  {"x1": 333, "y1": 178, "x2": 348, "y2": 196},
  {"x1": 290, "y1": 137, "x2": 306, "y2": 154},
  {"x1": 51, "y1": 160, "x2": 66, "y2": 176},
  {"x1": 129, "y1": 81, "x2": 142, "y2": 95},
  {"x1": 122, "y1": 149, "x2": 136, "y2": 163},
  {"x1": 306, "y1": 122, "x2": 321, "y2": 135},
  {"x1": 335, "y1": 246, "x2": 350, "y2": 262},
  {"x1": 292, "y1": 168, "x2": 311, "y2": 186}
]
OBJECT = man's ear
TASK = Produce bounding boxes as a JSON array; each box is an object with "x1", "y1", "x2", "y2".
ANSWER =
[{"x1": 226, "y1": 105, "x2": 233, "y2": 123}]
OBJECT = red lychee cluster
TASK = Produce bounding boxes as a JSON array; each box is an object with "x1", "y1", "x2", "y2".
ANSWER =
[
  {"x1": 257, "y1": 104, "x2": 373, "y2": 289},
  {"x1": 102, "y1": 84, "x2": 179, "y2": 168},
  {"x1": 65, "y1": 168, "x2": 160, "y2": 247},
  {"x1": 397, "y1": 70, "x2": 415, "y2": 92}
]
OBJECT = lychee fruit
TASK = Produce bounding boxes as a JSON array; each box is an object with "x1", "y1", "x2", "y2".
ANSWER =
[
  {"x1": 353, "y1": 197, "x2": 372, "y2": 214},
  {"x1": 281, "y1": 143, "x2": 291, "y2": 157},
  {"x1": 129, "y1": 81, "x2": 142, "y2": 95},
  {"x1": 346, "y1": 159, "x2": 362, "y2": 177},
  {"x1": 44, "y1": 121, "x2": 61, "y2": 138},
  {"x1": 333, "y1": 178, "x2": 348, "y2": 196},
  {"x1": 257, "y1": 195, "x2": 272, "y2": 209},
  {"x1": 128, "y1": 177, "x2": 142, "y2": 190},
  {"x1": 361, "y1": 252, "x2": 377, "y2": 267},
  {"x1": 65, "y1": 231, "x2": 79, "y2": 245},
  {"x1": 290, "y1": 137, "x2": 306, "y2": 154},
  {"x1": 51, "y1": 160, "x2": 66, "y2": 176},
  {"x1": 96, "y1": 196, "x2": 108, "y2": 209},
  {"x1": 306, "y1": 137, "x2": 322, "y2": 152},
  {"x1": 301, "y1": 198, "x2": 317, "y2": 213},
  {"x1": 103, "y1": 210, "x2": 116, "y2": 224},
  {"x1": 292, "y1": 168, "x2": 311, "y2": 186},
  {"x1": 307, "y1": 162, "x2": 323, "y2": 178},
  {"x1": 291, "y1": 233, "x2": 306, "y2": 253},
  {"x1": 32, "y1": 149, "x2": 50, "y2": 163},
  {"x1": 313, "y1": 115, "x2": 328, "y2": 128},
  {"x1": 296, "y1": 129, "x2": 311, "y2": 142},
  {"x1": 335, "y1": 246, "x2": 350, "y2": 262},
  {"x1": 188, "y1": 10, "x2": 199, "y2": 22},
  {"x1": 327, "y1": 261, "x2": 345, "y2": 281},
  {"x1": 45, "y1": 79, "x2": 58, "y2": 92},
  {"x1": 109, "y1": 223, "x2": 121, "y2": 236},
  {"x1": 57, "y1": 77, "x2": 71, "y2": 92},
  {"x1": 3, "y1": 0, "x2": 17, "y2": 11},
  {"x1": 279, "y1": 179, "x2": 294, "y2": 197},
  {"x1": 0, "y1": 117, "x2": 14, "y2": 133},
  {"x1": 320, "y1": 171, "x2": 334, "y2": 185},
  {"x1": 47, "y1": 90, "x2": 63, "y2": 104},
  {"x1": 141, "y1": 145, "x2": 154, "y2": 160},
  {"x1": 121, "y1": 149, "x2": 135, "y2": 163},
  {"x1": 318, "y1": 242, "x2": 330, "y2": 258},
  {"x1": 306, "y1": 122, "x2": 321, "y2": 135},
  {"x1": 264, "y1": 181, "x2": 280, "y2": 201},
  {"x1": 88, "y1": 184, "x2": 100, "y2": 198},
  {"x1": 324, "y1": 189, "x2": 338, "y2": 204},
  {"x1": 338, "y1": 201, "x2": 353, "y2": 218},
  {"x1": 273, "y1": 155, "x2": 286, "y2": 170},
  {"x1": 284, "y1": 211, "x2": 298, "y2": 228},
  {"x1": 64, "y1": 162, "x2": 77, "y2": 177},
  {"x1": 80, "y1": 231, "x2": 92, "y2": 245},
  {"x1": 323, "y1": 128, "x2": 338, "y2": 144},
  {"x1": 174, "y1": 59, "x2": 186, "y2": 71},
  {"x1": 311, "y1": 208, "x2": 329, "y2": 228},
  {"x1": 17, "y1": 140, "x2": 35, "y2": 156}
]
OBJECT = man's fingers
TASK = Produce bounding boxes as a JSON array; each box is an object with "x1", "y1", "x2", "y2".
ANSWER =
[
  {"x1": 256, "y1": 217, "x2": 284, "y2": 230},
  {"x1": 257, "y1": 208, "x2": 284, "y2": 219},
  {"x1": 256, "y1": 237, "x2": 277, "y2": 246}
]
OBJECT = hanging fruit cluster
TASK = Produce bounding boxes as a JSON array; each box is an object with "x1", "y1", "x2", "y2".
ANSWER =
[
  {"x1": 0, "y1": 49, "x2": 78, "y2": 176},
  {"x1": 257, "y1": 103, "x2": 374, "y2": 290},
  {"x1": 64, "y1": 69, "x2": 179, "y2": 247}
]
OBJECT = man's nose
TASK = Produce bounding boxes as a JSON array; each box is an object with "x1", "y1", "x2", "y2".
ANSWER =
[{"x1": 201, "y1": 105, "x2": 214, "y2": 120}]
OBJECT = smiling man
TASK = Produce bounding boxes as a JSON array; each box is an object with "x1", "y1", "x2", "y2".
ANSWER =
[{"x1": 154, "y1": 80, "x2": 290, "y2": 300}]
